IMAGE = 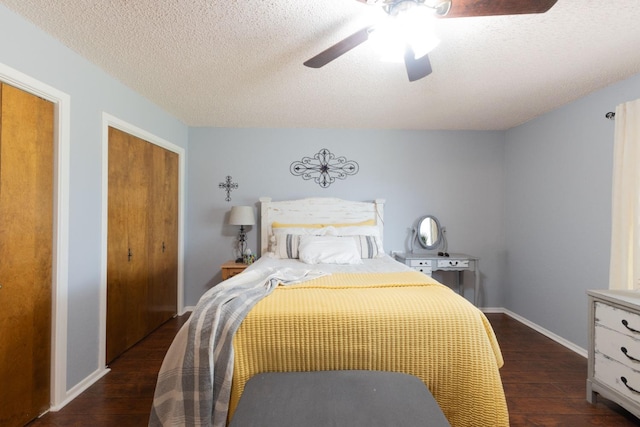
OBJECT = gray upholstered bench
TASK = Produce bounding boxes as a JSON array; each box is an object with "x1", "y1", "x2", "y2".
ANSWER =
[{"x1": 229, "y1": 370, "x2": 450, "y2": 427}]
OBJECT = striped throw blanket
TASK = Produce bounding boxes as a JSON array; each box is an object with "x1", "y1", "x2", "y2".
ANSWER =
[{"x1": 149, "y1": 267, "x2": 327, "y2": 427}]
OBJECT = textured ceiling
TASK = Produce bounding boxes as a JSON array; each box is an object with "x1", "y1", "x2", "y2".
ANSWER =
[{"x1": 3, "y1": 0, "x2": 640, "y2": 130}]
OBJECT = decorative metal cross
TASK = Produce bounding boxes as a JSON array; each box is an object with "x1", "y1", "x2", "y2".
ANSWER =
[
  {"x1": 290, "y1": 148, "x2": 359, "y2": 188},
  {"x1": 219, "y1": 175, "x2": 238, "y2": 202}
]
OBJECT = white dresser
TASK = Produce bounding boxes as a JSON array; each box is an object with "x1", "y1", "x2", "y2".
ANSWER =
[
  {"x1": 587, "y1": 290, "x2": 640, "y2": 419},
  {"x1": 394, "y1": 252, "x2": 479, "y2": 306}
]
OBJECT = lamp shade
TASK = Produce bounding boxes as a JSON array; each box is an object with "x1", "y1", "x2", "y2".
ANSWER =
[{"x1": 228, "y1": 206, "x2": 256, "y2": 226}]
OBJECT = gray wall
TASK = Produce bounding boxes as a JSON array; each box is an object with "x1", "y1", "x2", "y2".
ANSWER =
[
  {"x1": 186, "y1": 128, "x2": 507, "y2": 307},
  {"x1": 0, "y1": 5, "x2": 189, "y2": 389},
  {"x1": 504, "y1": 73, "x2": 640, "y2": 349}
]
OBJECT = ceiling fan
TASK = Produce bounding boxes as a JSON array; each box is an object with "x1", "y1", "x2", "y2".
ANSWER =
[{"x1": 303, "y1": 0, "x2": 558, "y2": 82}]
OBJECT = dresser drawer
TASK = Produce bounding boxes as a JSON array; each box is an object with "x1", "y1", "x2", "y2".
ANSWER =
[
  {"x1": 595, "y1": 302, "x2": 640, "y2": 338},
  {"x1": 436, "y1": 259, "x2": 469, "y2": 269},
  {"x1": 595, "y1": 324, "x2": 640, "y2": 369},
  {"x1": 594, "y1": 352, "x2": 640, "y2": 404}
]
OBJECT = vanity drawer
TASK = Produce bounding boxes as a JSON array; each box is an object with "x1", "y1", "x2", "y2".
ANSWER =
[
  {"x1": 595, "y1": 302, "x2": 640, "y2": 338},
  {"x1": 409, "y1": 259, "x2": 432, "y2": 268},
  {"x1": 594, "y1": 352, "x2": 640, "y2": 404},
  {"x1": 436, "y1": 259, "x2": 470, "y2": 269},
  {"x1": 412, "y1": 266, "x2": 432, "y2": 275},
  {"x1": 595, "y1": 324, "x2": 640, "y2": 369}
]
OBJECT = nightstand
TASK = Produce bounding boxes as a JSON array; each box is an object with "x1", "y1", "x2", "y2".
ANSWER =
[
  {"x1": 394, "y1": 252, "x2": 479, "y2": 306},
  {"x1": 221, "y1": 260, "x2": 248, "y2": 280}
]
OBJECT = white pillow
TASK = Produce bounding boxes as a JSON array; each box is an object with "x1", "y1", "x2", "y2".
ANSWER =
[
  {"x1": 298, "y1": 235, "x2": 363, "y2": 265},
  {"x1": 324, "y1": 226, "x2": 384, "y2": 257},
  {"x1": 269, "y1": 226, "x2": 332, "y2": 256}
]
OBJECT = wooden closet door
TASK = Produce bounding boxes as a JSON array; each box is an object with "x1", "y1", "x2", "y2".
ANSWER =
[
  {"x1": 107, "y1": 127, "x2": 177, "y2": 363},
  {"x1": 0, "y1": 83, "x2": 54, "y2": 426},
  {"x1": 107, "y1": 127, "x2": 129, "y2": 362},
  {"x1": 107, "y1": 128, "x2": 151, "y2": 362},
  {"x1": 147, "y1": 144, "x2": 178, "y2": 329}
]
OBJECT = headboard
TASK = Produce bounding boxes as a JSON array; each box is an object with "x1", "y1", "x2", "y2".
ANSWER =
[{"x1": 259, "y1": 197, "x2": 385, "y2": 256}]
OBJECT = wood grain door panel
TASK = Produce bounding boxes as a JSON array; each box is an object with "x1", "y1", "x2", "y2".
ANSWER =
[
  {"x1": 0, "y1": 83, "x2": 54, "y2": 426},
  {"x1": 107, "y1": 127, "x2": 177, "y2": 363},
  {"x1": 147, "y1": 144, "x2": 178, "y2": 330},
  {"x1": 106, "y1": 128, "x2": 128, "y2": 361},
  {"x1": 124, "y1": 135, "x2": 151, "y2": 347},
  {"x1": 107, "y1": 128, "x2": 151, "y2": 362}
]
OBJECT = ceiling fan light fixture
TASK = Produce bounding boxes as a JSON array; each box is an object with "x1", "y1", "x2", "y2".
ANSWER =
[
  {"x1": 409, "y1": 35, "x2": 440, "y2": 59},
  {"x1": 403, "y1": 7, "x2": 441, "y2": 57},
  {"x1": 372, "y1": 33, "x2": 439, "y2": 63},
  {"x1": 384, "y1": 0, "x2": 451, "y2": 17},
  {"x1": 372, "y1": 3, "x2": 440, "y2": 62},
  {"x1": 433, "y1": 0, "x2": 452, "y2": 16}
]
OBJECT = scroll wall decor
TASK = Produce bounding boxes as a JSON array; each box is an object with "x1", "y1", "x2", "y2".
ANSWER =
[
  {"x1": 219, "y1": 175, "x2": 238, "y2": 202},
  {"x1": 290, "y1": 148, "x2": 359, "y2": 188}
]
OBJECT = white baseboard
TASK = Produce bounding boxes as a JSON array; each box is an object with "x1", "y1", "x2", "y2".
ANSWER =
[
  {"x1": 482, "y1": 307, "x2": 587, "y2": 358},
  {"x1": 54, "y1": 308, "x2": 193, "y2": 412},
  {"x1": 480, "y1": 306, "x2": 505, "y2": 314},
  {"x1": 50, "y1": 309, "x2": 194, "y2": 412},
  {"x1": 49, "y1": 366, "x2": 110, "y2": 411}
]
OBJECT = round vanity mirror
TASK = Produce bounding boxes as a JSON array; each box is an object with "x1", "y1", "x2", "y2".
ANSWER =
[{"x1": 417, "y1": 215, "x2": 441, "y2": 250}]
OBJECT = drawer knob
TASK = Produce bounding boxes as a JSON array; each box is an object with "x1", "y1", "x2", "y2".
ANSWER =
[
  {"x1": 622, "y1": 319, "x2": 640, "y2": 334},
  {"x1": 621, "y1": 346, "x2": 640, "y2": 363},
  {"x1": 621, "y1": 376, "x2": 640, "y2": 394}
]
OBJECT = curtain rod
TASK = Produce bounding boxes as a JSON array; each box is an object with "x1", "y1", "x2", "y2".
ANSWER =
[{"x1": 606, "y1": 112, "x2": 616, "y2": 120}]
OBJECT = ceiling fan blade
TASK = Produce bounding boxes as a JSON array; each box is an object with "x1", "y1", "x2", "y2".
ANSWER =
[
  {"x1": 444, "y1": 0, "x2": 558, "y2": 18},
  {"x1": 404, "y1": 46, "x2": 432, "y2": 82},
  {"x1": 304, "y1": 27, "x2": 372, "y2": 68}
]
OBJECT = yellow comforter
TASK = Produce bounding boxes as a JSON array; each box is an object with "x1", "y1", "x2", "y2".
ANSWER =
[{"x1": 230, "y1": 271, "x2": 509, "y2": 427}]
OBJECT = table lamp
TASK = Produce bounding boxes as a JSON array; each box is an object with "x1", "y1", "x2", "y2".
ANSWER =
[{"x1": 228, "y1": 206, "x2": 256, "y2": 262}]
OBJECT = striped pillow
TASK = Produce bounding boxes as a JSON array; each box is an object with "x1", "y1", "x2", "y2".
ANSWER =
[
  {"x1": 352, "y1": 235, "x2": 382, "y2": 259},
  {"x1": 274, "y1": 234, "x2": 301, "y2": 259},
  {"x1": 273, "y1": 234, "x2": 382, "y2": 259}
]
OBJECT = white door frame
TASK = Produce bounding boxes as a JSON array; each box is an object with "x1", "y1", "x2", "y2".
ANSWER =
[
  {"x1": 0, "y1": 62, "x2": 71, "y2": 409},
  {"x1": 99, "y1": 113, "x2": 186, "y2": 370}
]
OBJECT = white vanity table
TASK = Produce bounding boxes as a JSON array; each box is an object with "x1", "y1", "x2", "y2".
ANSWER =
[{"x1": 395, "y1": 252, "x2": 479, "y2": 306}]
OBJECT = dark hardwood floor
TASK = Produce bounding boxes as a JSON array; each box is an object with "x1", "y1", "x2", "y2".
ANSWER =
[
  {"x1": 28, "y1": 314, "x2": 189, "y2": 427},
  {"x1": 29, "y1": 313, "x2": 640, "y2": 426},
  {"x1": 490, "y1": 313, "x2": 639, "y2": 426}
]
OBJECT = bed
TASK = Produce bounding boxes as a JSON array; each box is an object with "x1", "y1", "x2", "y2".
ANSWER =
[{"x1": 150, "y1": 197, "x2": 509, "y2": 427}]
